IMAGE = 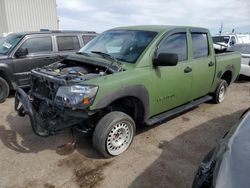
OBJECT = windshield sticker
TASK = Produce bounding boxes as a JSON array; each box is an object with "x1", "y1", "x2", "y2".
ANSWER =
[{"x1": 2, "y1": 42, "x2": 12, "y2": 49}]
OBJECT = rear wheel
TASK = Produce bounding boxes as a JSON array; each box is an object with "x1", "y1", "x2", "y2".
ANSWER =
[
  {"x1": 93, "y1": 111, "x2": 135, "y2": 158},
  {"x1": 0, "y1": 77, "x2": 10, "y2": 103},
  {"x1": 213, "y1": 79, "x2": 228, "y2": 104}
]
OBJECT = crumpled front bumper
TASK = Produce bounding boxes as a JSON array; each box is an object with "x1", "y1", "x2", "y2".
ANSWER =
[
  {"x1": 15, "y1": 88, "x2": 50, "y2": 137},
  {"x1": 15, "y1": 87, "x2": 92, "y2": 137}
]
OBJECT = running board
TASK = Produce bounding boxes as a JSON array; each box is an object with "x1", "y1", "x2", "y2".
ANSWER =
[{"x1": 145, "y1": 95, "x2": 212, "y2": 126}]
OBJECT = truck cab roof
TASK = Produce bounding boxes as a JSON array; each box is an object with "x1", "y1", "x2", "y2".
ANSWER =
[{"x1": 110, "y1": 25, "x2": 209, "y2": 33}]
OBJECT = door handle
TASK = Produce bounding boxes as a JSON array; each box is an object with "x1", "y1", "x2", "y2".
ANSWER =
[
  {"x1": 208, "y1": 61, "x2": 215, "y2": 67},
  {"x1": 184, "y1": 66, "x2": 192, "y2": 73}
]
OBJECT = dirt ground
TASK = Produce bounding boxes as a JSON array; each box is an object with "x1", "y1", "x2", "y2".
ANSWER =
[{"x1": 0, "y1": 80, "x2": 249, "y2": 188}]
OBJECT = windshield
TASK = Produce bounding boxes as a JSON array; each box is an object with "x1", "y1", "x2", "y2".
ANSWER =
[
  {"x1": 212, "y1": 36, "x2": 230, "y2": 44},
  {"x1": 0, "y1": 34, "x2": 23, "y2": 55},
  {"x1": 228, "y1": 45, "x2": 250, "y2": 54},
  {"x1": 79, "y1": 30, "x2": 157, "y2": 63}
]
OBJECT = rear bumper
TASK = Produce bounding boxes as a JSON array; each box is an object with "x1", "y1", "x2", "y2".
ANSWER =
[{"x1": 15, "y1": 88, "x2": 91, "y2": 137}]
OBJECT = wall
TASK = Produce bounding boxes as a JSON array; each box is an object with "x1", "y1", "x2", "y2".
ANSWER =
[{"x1": 0, "y1": 0, "x2": 58, "y2": 34}]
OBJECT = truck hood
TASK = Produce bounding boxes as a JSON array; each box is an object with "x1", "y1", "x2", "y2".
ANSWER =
[
  {"x1": 213, "y1": 42, "x2": 228, "y2": 50},
  {"x1": 65, "y1": 54, "x2": 123, "y2": 73}
]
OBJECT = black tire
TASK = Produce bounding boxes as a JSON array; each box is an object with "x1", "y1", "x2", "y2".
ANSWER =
[
  {"x1": 93, "y1": 111, "x2": 136, "y2": 158},
  {"x1": 213, "y1": 79, "x2": 228, "y2": 104},
  {"x1": 0, "y1": 77, "x2": 10, "y2": 103}
]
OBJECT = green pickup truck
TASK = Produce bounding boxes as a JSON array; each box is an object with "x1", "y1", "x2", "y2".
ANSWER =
[{"x1": 15, "y1": 25, "x2": 240, "y2": 157}]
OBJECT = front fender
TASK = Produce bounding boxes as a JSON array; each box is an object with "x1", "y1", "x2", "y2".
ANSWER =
[{"x1": 94, "y1": 85, "x2": 149, "y2": 120}]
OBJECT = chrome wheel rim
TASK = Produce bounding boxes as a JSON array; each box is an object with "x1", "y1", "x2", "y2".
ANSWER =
[
  {"x1": 106, "y1": 121, "x2": 133, "y2": 156},
  {"x1": 219, "y1": 85, "x2": 225, "y2": 102}
]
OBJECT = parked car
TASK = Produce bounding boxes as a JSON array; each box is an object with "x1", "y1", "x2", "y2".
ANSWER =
[
  {"x1": 192, "y1": 108, "x2": 250, "y2": 188},
  {"x1": 228, "y1": 44, "x2": 250, "y2": 77},
  {"x1": 0, "y1": 30, "x2": 97, "y2": 102},
  {"x1": 15, "y1": 25, "x2": 240, "y2": 158},
  {"x1": 213, "y1": 35, "x2": 237, "y2": 51}
]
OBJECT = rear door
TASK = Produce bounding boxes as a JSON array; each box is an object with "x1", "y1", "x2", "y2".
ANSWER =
[
  {"x1": 55, "y1": 35, "x2": 81, "y2": 57},
  {"x1": 189, "y1": 30, "x2": 215, "y2": 100},
  {"x1": 151, "y1": 30, "x2": 193, "y2": 115},
  {"x1": 12, "y1": 35, "x2": 56, "y2": 86}
]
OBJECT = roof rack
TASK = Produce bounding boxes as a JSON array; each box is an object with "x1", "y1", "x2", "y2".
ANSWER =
[{"x1": 39, "y1": 29, "x2": 96, "y2": 34}]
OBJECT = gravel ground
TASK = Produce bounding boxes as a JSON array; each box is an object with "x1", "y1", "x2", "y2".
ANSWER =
[{"x1": 0, "y1": 80, "x2": 249, "y2": 188}]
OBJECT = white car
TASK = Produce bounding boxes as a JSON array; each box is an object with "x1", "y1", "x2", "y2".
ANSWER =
[{"x1": 228, "y1": 44, "x2": 250, "y2": 77}]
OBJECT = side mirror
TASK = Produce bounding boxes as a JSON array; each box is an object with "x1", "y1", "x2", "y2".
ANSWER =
[
  {"x1": 15, "y1": 48, "x2": 28, "y2": 58},
  {"x1": 153, "y1": 53, "x2": 178, "y2": 66}
]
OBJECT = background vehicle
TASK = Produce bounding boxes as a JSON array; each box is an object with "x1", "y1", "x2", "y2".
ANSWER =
[
  {"x1": 213, "y1": 34, "x2": 237, "y2": 51},
  {"x1": 213, "y1": 34, "x2": 250, "y2": 51},
  {"x1": 0, "y1": 30, "x2": 97, "y2": 102},
  {"x1": 192, "y1": 108, "x2": 250, "y2": 188},
  {"x1": 15, "y1": 25, "x2": 241, "y2": 158},
  {"x1": 228, "y1": 44, "x2": 250, "y2": 77}
]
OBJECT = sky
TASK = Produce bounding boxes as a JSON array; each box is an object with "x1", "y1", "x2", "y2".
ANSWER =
[{"x1": 57, "y1": 0, "x2": 250, "y2": 35}]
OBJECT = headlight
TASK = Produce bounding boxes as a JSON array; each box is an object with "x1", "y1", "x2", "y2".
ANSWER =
[{"x1": 55, "y1": 85, "x2": 98, "y2": 107}]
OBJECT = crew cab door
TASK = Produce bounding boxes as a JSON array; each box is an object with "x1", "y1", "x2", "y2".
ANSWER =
[
  {"x1": 189, "y1": 31, "x2": 215, "y2": 100},
  {"x1": 151, "y1": 31, "x2": 193, "y2": 116},
  {"x1": 12, "y1": 36, "x2": 56, "y2": 86}
]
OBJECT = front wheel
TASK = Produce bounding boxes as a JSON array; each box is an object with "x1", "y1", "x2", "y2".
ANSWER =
[
  {"x1": 213, "y1": 79, "x2": 228, "y2": 104},
  {"x1": 0, "y1": 77, "x2": 10, "y2": 103},
  {"x1": 93, "y1": 111, "x2": 135, "y2": 158}
]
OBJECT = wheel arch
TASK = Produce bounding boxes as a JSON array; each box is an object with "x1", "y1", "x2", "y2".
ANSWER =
[
  {"x1": 94, "y1": 85, "x2": 149, "y2": 122},
  {"x1": 219, "y1": 65, "x2": 234, "y2": 86}
]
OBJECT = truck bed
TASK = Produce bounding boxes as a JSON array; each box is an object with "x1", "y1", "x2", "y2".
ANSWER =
[{"x1": 211, "y1": 51, "x2": 241, "y2": 91}]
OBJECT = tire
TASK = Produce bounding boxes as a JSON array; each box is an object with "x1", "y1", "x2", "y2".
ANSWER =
[
  {"x1": 0, "y1": 77, "x2": 10, "y2": 103},
  {"x1": 213, "y1": 79, "x2": 228, "y2": 104},
  {"x1": 93, "y1": 111, "x2": 136, "y2": 158}
]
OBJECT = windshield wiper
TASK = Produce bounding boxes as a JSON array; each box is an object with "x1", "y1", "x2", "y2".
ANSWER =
[
  {"x1": 91, "y1": 51, "x2": 118, "y2": 61},
  {"x1": 91, "y1": 51, "x2": 123, "y2": 72},
  {"x1": 76, "y1": 51, "x2": 89, "y2": 56}
]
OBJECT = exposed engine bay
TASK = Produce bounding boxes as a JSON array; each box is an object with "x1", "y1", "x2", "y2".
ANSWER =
[
  {"x1": 36, "y1": 59, "x2": 111, "y2": 82},
  {"x1": 17, "y1": 58, "x2": 121, "y2": 137}
]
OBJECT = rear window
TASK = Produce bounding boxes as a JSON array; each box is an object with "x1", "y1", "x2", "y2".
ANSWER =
[
  {"x1": 56, "y1": 36, "x2": 80, "y2": 51},
  {"x1": 82, "y1": 35, "x2": 95, "y2": 45},
  {"x1": 191, "y1": 33, "x2": 209, "y2": 58}
]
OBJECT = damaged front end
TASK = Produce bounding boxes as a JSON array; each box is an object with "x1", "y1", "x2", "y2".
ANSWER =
[{"x1": 15, "y1": 57, "x2": 117, "y2": 137}]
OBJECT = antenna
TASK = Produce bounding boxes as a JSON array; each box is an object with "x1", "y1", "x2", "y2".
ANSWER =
[{"x1": 219, "y1": 23, "x2": 223, "y2": 35}]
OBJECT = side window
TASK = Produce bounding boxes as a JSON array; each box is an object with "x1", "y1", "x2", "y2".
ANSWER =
[
  {"x1": 191, "y1": 33, "x2": 209, "y2": 58},
  {"x1": 20, "y1": 37, "x2": 52, "y2": 54},
  {"x1": 82, "y1": 35, "x2": 95, "y2": 45},
  {"x1": 231, "y1": 36, "x2": 236, "y2": 45},
  {"x1": 158, "y1": 33, "x2": 187, "y2": 62},
  {"x1": 56, "y1": 36, "x2": 80, "y2": 51}
]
